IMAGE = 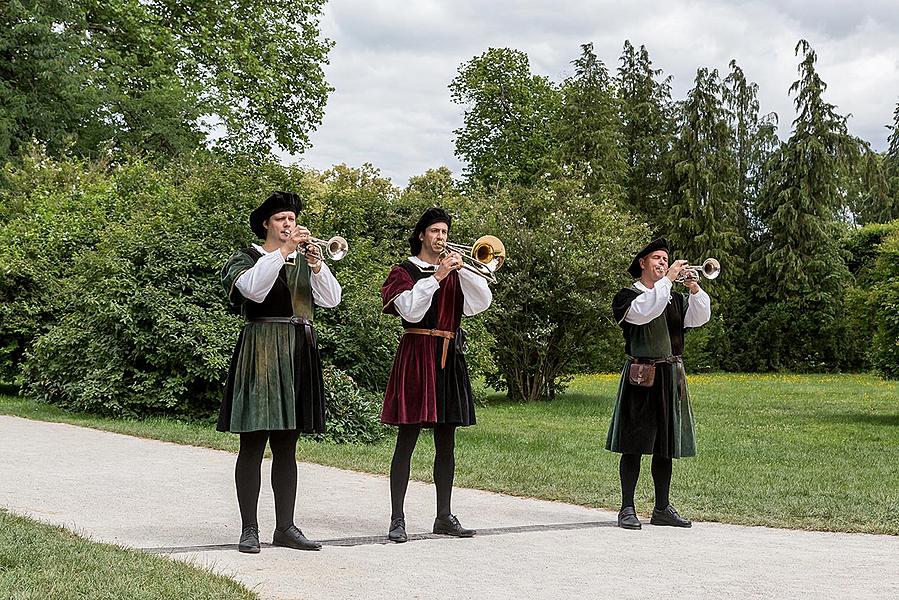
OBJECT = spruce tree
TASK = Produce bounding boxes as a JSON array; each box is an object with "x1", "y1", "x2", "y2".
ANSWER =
[
  {"x1": 617, "y1": 41, "x2": 674, "y2": 231},
  {"x1": 722, "y1": 60, "x2": 779, "y2": 247},
  {"x1": 882, "y1": 101, "x2": 899, "y2": 221},
  {"x1": 665, "y1": 67, "x2": 741, "y2": 282},
  {"x1": 555, "y1": 43, "x2": 626, "y2": 203},
  {"x1": 752, "y1": 40, "x2": 860, "y2": 303}
]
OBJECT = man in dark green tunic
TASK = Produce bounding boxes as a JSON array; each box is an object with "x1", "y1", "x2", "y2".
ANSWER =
[
  {"x1": 218, "y1": 192, "x2": 342, "y2": 553},
  {"x1": 606, "y1": 238, "x2": 711, "y2": 530}
]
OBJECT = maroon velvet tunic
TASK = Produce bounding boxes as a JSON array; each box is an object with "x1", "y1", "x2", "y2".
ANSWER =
[{"x1": 380, "y1": 261, "x2": 475, "y2": 426}]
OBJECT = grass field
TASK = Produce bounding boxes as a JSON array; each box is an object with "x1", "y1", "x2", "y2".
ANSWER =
[
  {"x1": 2, "y1": 373, "x2": 897, "y2": 536},
  {"x1": 0, "y1": 509, "x2": 257, "y2": 600}
]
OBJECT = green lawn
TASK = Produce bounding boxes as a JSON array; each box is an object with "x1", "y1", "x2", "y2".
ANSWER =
[
  {"x1": 0, "y1": 509, "x2": 257, "y2": 600},
  {"x1": 2, "y1": 373, "x2": 897, "y2": 535}
]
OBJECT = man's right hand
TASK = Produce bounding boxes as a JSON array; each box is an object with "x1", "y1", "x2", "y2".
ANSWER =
[
  {"x1": 281, "y1": 225, "x2": 311, "y2": 259},
  {"x1": 666, "y1": 260, "x2": 689, "y2": 282},
  {"x1": 435, "y1": 251, "x2": 463, "y2": 281}
]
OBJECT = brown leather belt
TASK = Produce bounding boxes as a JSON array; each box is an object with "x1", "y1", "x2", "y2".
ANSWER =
[{"x1": 404, "y1": 328, "x2": 455, "y2": 369}]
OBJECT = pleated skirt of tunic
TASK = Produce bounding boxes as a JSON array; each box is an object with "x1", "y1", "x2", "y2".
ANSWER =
[
  {"x1": 381, "y1": 334, "x2": 476, "y2": 427},
  {"x1": 217, "y1": 322, "x2": 325, "y2": 434},
  {"x1": 605, "y1": 360, "x2": 696, "y2": 458}
]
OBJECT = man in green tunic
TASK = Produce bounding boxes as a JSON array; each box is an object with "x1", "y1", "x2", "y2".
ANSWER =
[
  {"x1": 218, "y1": 192, "x2": 342, "y2": 553},
  {"x1": 607, "y1": 238, "x2": 711, "y2": 530}
]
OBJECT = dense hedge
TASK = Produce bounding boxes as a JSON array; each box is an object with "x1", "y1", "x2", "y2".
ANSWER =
[
  {"x1": 2, "y1": 151, "x2": 895, "y2": 439},
  {"x1": 844, "y1": 221, "x2": 899, "y2": 378}
]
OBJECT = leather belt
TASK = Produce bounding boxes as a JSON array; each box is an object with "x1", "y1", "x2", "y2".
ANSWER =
[
  {"x1": 404, "y1": 328, "x2": 455, "y2": 369},
  {"x1": 628, "y1": 355, "x2": 683, "y2": 365},
  {"x1": 249, "y1": 317, "x2": 311, "y2": 326}
]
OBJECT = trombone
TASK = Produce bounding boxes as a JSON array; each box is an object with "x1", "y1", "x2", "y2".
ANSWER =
[
  {"x1": 675, "y1": 258, "x2": 720, "y2": 283},
  {"x1": 304, "y1": 235, "x2": 349, "y2": 261},
  {"x1": 436, "y1": 235, "x2": 506, "y2": 283}
]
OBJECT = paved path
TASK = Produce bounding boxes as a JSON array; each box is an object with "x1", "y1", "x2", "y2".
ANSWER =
[{"x1": 1, "y1": 415, "x2": 897, "y2": 600}]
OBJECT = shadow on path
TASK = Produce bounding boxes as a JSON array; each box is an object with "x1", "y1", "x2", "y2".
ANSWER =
[{"x1": 142, "y1": 519, "x2": 618, "y2": 553}]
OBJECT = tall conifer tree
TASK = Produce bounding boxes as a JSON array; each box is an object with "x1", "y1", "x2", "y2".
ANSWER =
[
  {"x1": 751, "y1": 40, "x2": 860, "y2": 303},
  {"x1": 666, "y1": 67, "x2": 741, "y2": 282},
  {"x1": 617, "y1": 41, "x2": 674, "y2": 231},
  {"x1": 722, "y1": 61, "x2": 779, "y2": 247},
  {"x1": 555, "y1": 43, "x2": 626, "y2": 202},
  {"x1": 883, "y1": 101, "x2": 899, "y2": 221}
]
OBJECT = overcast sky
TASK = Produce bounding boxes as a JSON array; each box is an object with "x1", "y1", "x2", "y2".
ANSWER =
[{"x1": 290, "y1": 0, "x2": 899, "y2": 186}]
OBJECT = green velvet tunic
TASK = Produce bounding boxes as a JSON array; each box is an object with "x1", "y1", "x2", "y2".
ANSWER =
[
  {"x1": 217, "y1": 248, "x2": 325, "y2": 434},
  {"x1": 605, "y1": 286, "x2": 697, "y2": 458}
]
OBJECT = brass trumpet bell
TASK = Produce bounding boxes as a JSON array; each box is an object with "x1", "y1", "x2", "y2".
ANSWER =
[{"x1": 676, "y1": 257, "x2": 720, "y2": 282}]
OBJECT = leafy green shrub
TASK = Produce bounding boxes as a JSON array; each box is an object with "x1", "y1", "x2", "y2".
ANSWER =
[
  {"x1": 841, "y1": 219, "x2": 899, "y2": 378},
  {"x1": 0, "y1": 149, "x2": 119, "y2": 379},
  {"x1": 319, "y1": 365, "x2": 388, "y2": 443},
  {"x1": 866, "y1": 225, "x2": 899, "y2": 378},
  {"x1": 17, "y1": 153, "x2": 330, "y2": 417}
]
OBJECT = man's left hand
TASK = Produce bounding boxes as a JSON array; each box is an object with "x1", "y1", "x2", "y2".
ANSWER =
[
  {"x1": 684, "y1": 278, "x2": 701, "y2": 294},
  {"x1": 304, "y1": 243, "x2": 323, "y2": 273}
]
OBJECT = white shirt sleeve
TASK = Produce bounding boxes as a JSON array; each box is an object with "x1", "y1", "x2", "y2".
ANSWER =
[
  {"x1": 684, "y1": 288, "x2": 711, "y2": 328},
  {"x1": 234, "y1": 250, "x2": 285, "y2": 303},
  {"x1": 391, "y1": 276, "x2": 441, "y2": 322},
  {"x1": 623, "y1": 278, "x2": 673, "y2": 325},
  {"x1": 459, "y1": 268, "x2": 493, "y2": 316},
  {"x1": 310, "y1": 262, "x2": 342, "y2": 308}
]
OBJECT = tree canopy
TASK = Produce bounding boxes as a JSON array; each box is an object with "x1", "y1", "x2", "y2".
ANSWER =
[{"x1": 0, "y1": 0, "x2": 332, "y2": 161}]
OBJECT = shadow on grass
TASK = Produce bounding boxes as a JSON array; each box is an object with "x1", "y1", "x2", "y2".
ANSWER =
[{"x1": 819, "y1": 413, "x2": 899, "y2": 427}]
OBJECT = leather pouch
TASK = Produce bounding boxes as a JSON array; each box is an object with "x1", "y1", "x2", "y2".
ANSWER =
[
  {"x1": 454, "y1": 327, "x2": 469, "y2": 355},
  {"x1": 628, "y1": 362, "x2": 655, "y2": 387}
]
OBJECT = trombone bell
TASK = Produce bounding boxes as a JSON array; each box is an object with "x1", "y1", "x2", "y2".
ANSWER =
[{"x1": 440, "y1": 235, "x2": 506, "y2": 283}]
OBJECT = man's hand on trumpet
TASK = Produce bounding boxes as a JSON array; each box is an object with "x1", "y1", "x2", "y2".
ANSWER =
[
  {"x1": 435, "y1": 251, "x2": 464, "y2": 282},
  {"x1": 280, "y1": 225, "x2": 320, "y2": 272},
  {"x1": 281, "y1": 224, "x2": 310, "y2": 255},
  {"x1": 666, "y1": 260, "x2": 701, "y2": 293},
  {"x1": 303, "y1": 242, "x2": 323, "y2": 273},
  {"x1": 665, "y1": 260, "x2": 689, "y2": 283}
]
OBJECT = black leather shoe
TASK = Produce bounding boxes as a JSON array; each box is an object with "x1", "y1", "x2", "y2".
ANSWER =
[
  {"x1": 388, "y1": 517, "x2": 407, "y2": 543},
  {"x1": 433, "y1": 514, "x2": 475, "y2": 537},
  {"x1": 272, "y1": 525, "x2": 323, "y2": 550},
  {"x1": 650, "y1": 504, "x2": 692, "y2": 528},
  {"x1": 618, "y1": 506, "x2": 642, "y2": 530},
  {"x1": 238, "y1": 524, "x2": 260, "y2": 553}
]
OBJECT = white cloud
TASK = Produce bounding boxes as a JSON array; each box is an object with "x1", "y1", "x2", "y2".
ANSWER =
[{"x1": 296, "y1": 0, "x2": 899, "y2": 185}]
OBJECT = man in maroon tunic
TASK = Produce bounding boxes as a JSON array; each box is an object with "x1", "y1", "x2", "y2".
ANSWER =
[{"x1": 380, "y1": 207, "x2": 493, "y2": 543}]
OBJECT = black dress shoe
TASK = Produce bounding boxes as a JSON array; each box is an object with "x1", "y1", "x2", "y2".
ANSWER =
[
  {"x1": 272, "y1": 525, "x2": 323, "y2": 550},
  {"x1": 617, "y1": 506, "x2": 642, "y2": 530},
  {"x1": 388, "y1": 517, "x2": 407, "y2": 543},
  {"x1": 650, "y1": 504, "x2": 692, "y2": 528},
  {"x1": 238, "y1": 524, "x2": 260, "y2": 553},
  {"x1": 433, "y1": 514, "x2": 475, "y2": 537}
]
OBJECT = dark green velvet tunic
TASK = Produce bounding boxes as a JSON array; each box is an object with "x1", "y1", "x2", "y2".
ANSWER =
[
  {"x1": 605, "y1": 285, "x2": 697, "y2": 458},
  {"x1": 217, "y1": 248, "x2": 325, "y2": 434}
]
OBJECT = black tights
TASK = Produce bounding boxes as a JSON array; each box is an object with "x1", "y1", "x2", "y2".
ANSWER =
[
  {"x1": 389, "y1": 424, "x2": 456, "y2": 520},
  {"x1": 235, "y1": 430, "x2": 300, "y2": 530},
  {"x1": 619, "y1": 453, "x2": 673, "y2": 511}
]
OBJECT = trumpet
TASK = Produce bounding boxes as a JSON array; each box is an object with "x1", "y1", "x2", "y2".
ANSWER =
[
  {"x1": 304, "y1": 235, "x2": 349, "y2": 261},
  {"x1": 675, "y1": 258, "x2": 720, "y2": 283},
  {"x1": 436, "y1": 235, "x2": 506, "y2": 283}
]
